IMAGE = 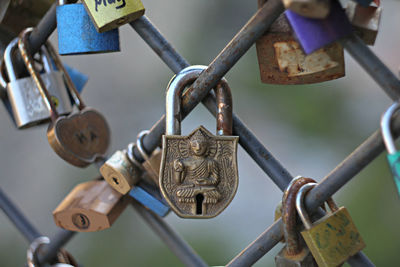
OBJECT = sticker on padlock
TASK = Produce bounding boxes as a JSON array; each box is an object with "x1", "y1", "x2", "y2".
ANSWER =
[
  {"x1": 160, "y1": 65, "x2": 239, "y2": 218},
  {"x1": 282, "y1": 0, "x2": 330, "y2": 19},
  {"x1": 129, "y1": 181, "x2": 170, "y2": 217},
  {"x1": 100, "y1": 144, "x2": 143, "y2": 194},
  {"x1": 296, "y1": 183, "x2": 366, "y2": 267},
  {"x1": 3, "y1": 37, "x2": 72, "y2": 129},
  {"x1": 53, "y1": 179, "x2": 130, "y2": 232},
  {"x1": 137, "y1": 130, "x2": 163, "y2": 186},
  {"x1": 285, "y1": 0, "x2": 353, "y2": 54},
  {"x1": 19, "y1": 28, "x2": 111, "y2": 167},
  {"x1": 381, "y1": 102, "x2": 400, "y2": 197},
  {"x1": 345, "y1": 2, "x2": 382, "y2": 46},
  {"x1": 255, "y1": 4, "x2": 345, "y2": 85},
  {"x1": 276, "y1": 177, "x2": 318, "y2": 266},
  {"x1": 82, "y1": 0, "x2": 145, "y2": 33},
  {"x1": 57, "y1": 1, "x2": 120, "y2": 55}
]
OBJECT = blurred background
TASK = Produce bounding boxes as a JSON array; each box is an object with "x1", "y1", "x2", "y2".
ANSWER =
[{"x1": 0, "y1": 0, "x2": 400, "y2": 266}]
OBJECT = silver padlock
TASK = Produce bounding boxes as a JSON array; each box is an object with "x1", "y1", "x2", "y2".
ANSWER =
[{"x1": 4, "y1": 38, "x2": 72, "y2": 129}]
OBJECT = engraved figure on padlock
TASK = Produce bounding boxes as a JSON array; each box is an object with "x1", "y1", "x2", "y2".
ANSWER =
[
  {"x1": 160, "y1": 65, "x2": 239, "y2": 218},
  {"x1": 2, "y1": 37, "x2": 72, "y2": 129},
  {"x1": 18, "y1": 28, "x2": 110, "y2": 167}
]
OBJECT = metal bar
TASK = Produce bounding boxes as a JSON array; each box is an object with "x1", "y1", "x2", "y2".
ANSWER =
[
  {"x1": 0, "y1": 187, "x2": 41, "y2": 242},
  {"x1": 132, "y1": 201, "x2": 208, "y2": 267},
  {"x1": 37, "y1": 230, "x2": 76, "y2": 265},
  {"x1": 340, "y1": 34, "x2": 400, "y2": 100}
]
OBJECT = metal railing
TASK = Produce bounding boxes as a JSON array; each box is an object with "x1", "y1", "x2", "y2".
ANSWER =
[{"x1": 1, "y1": 0, "x2": 399, "y2": 266}]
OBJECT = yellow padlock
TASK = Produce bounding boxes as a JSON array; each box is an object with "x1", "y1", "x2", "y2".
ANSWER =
[
  {"x1": 296, "y1": 183, "x2": 366, "y2": 267},
  {"x1": 82, "y1": 0, "x2": 145, "y2": 33}
]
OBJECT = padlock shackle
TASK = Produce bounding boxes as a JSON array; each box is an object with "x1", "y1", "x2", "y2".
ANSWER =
[
  {"x1": 40, "y1": 46, "x2": 55, "y2": 74},
  {"x1": 381, "y1": 102, "x2": 400, "y2": 155},
  {"x1": 165, "y1": 65, "x2": 233, "y2": 136},
  {"x1": 27, "y1": 236, "x2": 50, "y2": 267},
  {"x1": 137, "y1": 130, "x2": 151, "y2": 161},
  {"x1": 4, "y1": 37, "x2": 19, "y2": 82},
  {"x1": 18, "y1": 28, "x2": 59, "y2": 121},
  {"x1": 282, "y1": 176, "x2": 316, "y2": 256}
]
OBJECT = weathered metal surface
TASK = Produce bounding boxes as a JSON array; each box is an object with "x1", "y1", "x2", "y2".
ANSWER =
[{"x1": 282, "y1": 0, "x2": 330, "y2": 19}]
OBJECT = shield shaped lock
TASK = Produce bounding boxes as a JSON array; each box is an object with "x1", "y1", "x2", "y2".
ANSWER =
[
  {"x1": 3, "y1": 37, "x2": 72, "y2": 129},
  {"x1": 159, "y1": 65, "x2": 239, "y2": 218},
  {"x1": 18, "y1": 28, "x2": 110, "y2": 167}
]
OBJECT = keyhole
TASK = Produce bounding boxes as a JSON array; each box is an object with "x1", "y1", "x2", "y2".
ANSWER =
[
  {"x1": 196, "y1": 194, "x2": 204, "y2": 215},
  {"x1": 112, "y1": 177, "x2": 119, "y2": 185}
]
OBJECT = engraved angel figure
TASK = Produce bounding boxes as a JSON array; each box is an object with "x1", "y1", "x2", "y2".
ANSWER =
[{"x1": 173, "y1": 129, "x2": 221, "y2": 210}]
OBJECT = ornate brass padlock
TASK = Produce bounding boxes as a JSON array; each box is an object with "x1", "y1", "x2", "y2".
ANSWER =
[
  {"x1": 160, "y1": 65, "x2": 239, "y2": 218},
  {"x1": 256, "y1": 0, "x2": 345, "y2": 85},
  {"x1": 137, "y1": 130, "x2": 163, "y2": 186},
  {"x1": 296, "y1": 183, "x2": 366, "y2": 267},
  {"x1": 82, "y1": 0, "x2": 145, "y2": 33},
  {"x1": 275, "y1": 177, "x2": 318, "y2": 267},
  {"x1": 345, "y1": 1, "x2": 382, "y2": 46},
  {"x1": 282, "y1": 0, "x2": 330, "y2": 19},
  {"x1": 53, "y1": 179, "x2": 130, "y2": 232},
  {"x1": 19, "y1": 28, "x2": 111, "y2": 167},
  {"x1": 100, "y1": 143, "x2": 144, "y2": 194},
  {"x1": 3, "y1": 37, "x2": 72, "y2": 128}
]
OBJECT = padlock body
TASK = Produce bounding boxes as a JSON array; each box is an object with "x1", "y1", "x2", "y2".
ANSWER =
[
  {"x1": 129, "y1": 182, "x2": 170, "y2": 217},
  {"x1": 7, "y1": 72, "x2": 72, "y2": 129},
  {"x1": 63, "y1": 64, "x2": 88, "y2": 94},
  {"x1": 387, "y1": 153, "x2": 400, "y2": 196},
  {"x1": 282, "y1": 0, "x2": 330, "y2": 19},
  {"x1": 275, "y1": 246, "x2": 317, "y2": 267},
  {"x1": 301, "y1": 207, "x2": 365, "y2": 267},
  {"x1": 285, "y1": 1, "x2": 353, "y2": 54},
  {"x1": 82, "y1": 0, "x2": 145, "y2": 33},
  {"x1": 143, "y1": 149, "x2": 162, "y2": 186},
  {"x1": 53, "y1": 180, "x2": 129, "y2": 232},
  {"x1": 56, "y1": 3, "x2": 120, "y2": 55},
  {"x1": 101, "y1": 150, "x2": 142, "y2": 194}
]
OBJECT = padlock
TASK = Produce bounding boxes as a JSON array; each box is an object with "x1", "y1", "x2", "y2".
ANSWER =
[
  {"x1": 129, "y1": 181, "x2": 170, "y2": 217},
  {"x1": 19, "y1": 28, "x2": 111, "y2": 167},
  {"x1": 255, "y1": 1, "x2": 345, "y2": 85},
  {"x1": 27, "y1": 236, "x2": 78, "y2": 267},
  {"x1": 57, "y1": 1, "x2": 120, "y2": 55},
  {"x1": 296, "y1": 183, "x2": 366, "y2": 267},
  {"x1": 345, "y1": 1, "x2": 381, "y2": 46},
  {"x1": 381, "y1": 102, "x2": 400, "y2": 196},
  {"x1": 350, "y1": 0, "x2": 374, "y2": 8},
  {"x1": 53, "y1": 179, "x2": 130, "y2": 232},
  {"x1": 1, "y1": 0, "x2": 53, "y2": 34},
  {"x1": 282, "y1": 0, "x2": 330, "y2": 19},
  {"x1": 275, "y1": 177, "x2": 318, "y2": 266},
  {"x1": 285, "y1": 0, "x2": 353, "y2": 54},
  {"x1": 137, "y1": 130, "x2": 163, "y2": 186},
  {"x1": 82, "y1": 0, "x2": 145, "y2": 33},
  {"x1": 100, "y1": 143, "x2": 143, "y2": 194},
  {"x1": 160, "y1": 65, "x2": 239, "y2": 218},
  {"x1": 4, "y1": 37, "x2": 72, "y2": 129}
]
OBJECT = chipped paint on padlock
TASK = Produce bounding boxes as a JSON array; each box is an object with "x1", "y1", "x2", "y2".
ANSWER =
[
  {"x1": 345, "y1": 2, "x2": 382, "y2": 46},
  {"x1": 82, "y1": 0, "x2": 145, "y2": 33},
  {"x1": 57, "y1": 2, "x2": 120, "y2": 55},
  {"x1": 160, "y1": 65, "x2": 239, "y2": 218},
  {"x1": 255, "y1": 13, "x2": 345, "y2": 84}
]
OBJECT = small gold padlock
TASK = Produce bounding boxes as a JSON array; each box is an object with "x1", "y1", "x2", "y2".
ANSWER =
[
  {"x1": 137, "y1": 130, "x2": 162, "y2": 186},
  {"x1": 53, "y1": 179, "x2": 130, "y2": 232},
  {"x1": 82, "y1": 0, "x2": 145, "y2": 33},
  {"x1": 296, "y1": 183, "x2": 366, "y2": 267}
]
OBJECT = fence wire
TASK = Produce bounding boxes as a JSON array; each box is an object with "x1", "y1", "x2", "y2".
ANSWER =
[{"x1": 0, "y1": 0, "x2": 399, "y2": 266}]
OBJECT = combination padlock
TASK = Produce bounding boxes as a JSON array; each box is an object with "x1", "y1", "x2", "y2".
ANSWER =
[
  {"x1": 137, "y1": 130, "x2": 163, "y2": 186},
  {"x1": 296, "y1": 183, "x2": 366, "y2": 267},
  {"x1": 256, "y1": 0, "x2": 345, "y2": 85},
  {"x1": 19, "y1": 28, "x2": 111, "y2": 167},
  {"x1": 57, "y1": 0, "x2": 120, "y2": 55},
  {"x1": 4, "y1": 37, "x2": 72, "y2": 129},
  {"x1": 275, "y1": 176, "x2": 318, "y2": 266},
  {"x1": 100, "y1": 143, "x2": 143, "y2": 194},
  {"x1": 160, "y1": 65, "x2": 239, "y2": 218},
  {"x1": 381, "y1": 102, "x2": 400, "y2": 197},
  {"x1": 345, "y1": 1, "x2": 382, "y2": 46},
  {"x1": 82, "y1": 0, "x2": 145, "y2": 33},
  {"x1": 285, "y1": 0, "x2": 353, "y2": 54},
  {"x1": 53, "y1": 179, "x2": 130, "y2": 232}
]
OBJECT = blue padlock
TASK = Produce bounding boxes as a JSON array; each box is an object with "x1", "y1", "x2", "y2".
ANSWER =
[
  {"x1": 57, "y1": 1, "x2": 120, "y2": 55},
  {"x1": 129, "y1": 181, "x2": 170, "y2": 217}
]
